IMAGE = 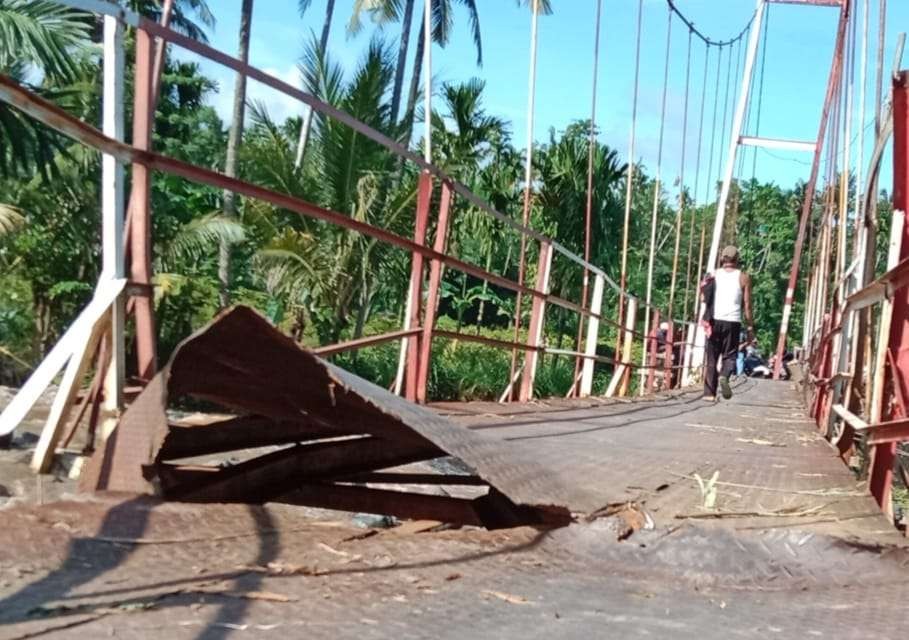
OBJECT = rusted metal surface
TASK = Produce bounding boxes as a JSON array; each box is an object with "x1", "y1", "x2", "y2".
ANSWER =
[
  {"x1": 416, "y1": 180, "x2": 452, "y2": 404},
  {"x1": 869, "y1": 70, "x2": 909, "y2": 509},
  {"x1": 518, "y1": 242, "x2": 552, "y2": 402},
  {"x1": 129, "y1": 29, "x2": 156, "y2": 381},
  {"x1": 404, "y1": 172, "x2": 433, "y2": 402},
  {"x1": 313, "y1": 328, "x2": 421, "y2": 357},
  {"x1": 2, "y1": 380, "x2": 906, "y2": 639},
  {"x1": 80, "y1": 306, "x2": 601, "y2": 527}
]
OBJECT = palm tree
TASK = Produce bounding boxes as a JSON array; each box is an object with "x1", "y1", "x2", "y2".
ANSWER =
[
  {"x1": 0, "y1": 1, "x2": 90, "y2": 177},
  {"x1": 293, "y1": 0, "x2": 336, "y2": 168},
  {"x1": 219, "y1": 0, "x2": 254, "y2": 308},
  {"x1": 402, "y1": 0, "x2": 482, "y2": 140},
  {"x1": 122, "y1": 0, "x2": 215, "y2": 42},
  {"x1": 350, "y1": 0, "x2": 483, "y2": 139},
  {"x1": 239, "y1": 40, "x2": 403, "y2": 345}
]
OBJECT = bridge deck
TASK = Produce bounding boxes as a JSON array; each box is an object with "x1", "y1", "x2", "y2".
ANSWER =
[
  {"x1": 1, "y1": 380, "x2": 906, "y2": 639},
  {"x1": 436, "y1": 378, "x2": 896, "y2": 541}
]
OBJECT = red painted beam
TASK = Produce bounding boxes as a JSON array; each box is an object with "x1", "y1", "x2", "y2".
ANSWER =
[
  {"x1": 870, "y1": 70, "x2": 909, "y2": 511},
  {"x1": 867, "y1": 418, "x2": 909, "y2": 447}
]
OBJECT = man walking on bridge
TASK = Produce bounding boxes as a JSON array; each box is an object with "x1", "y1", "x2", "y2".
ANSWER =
[{"x1": 703, "y1": 245, "x2": 754, "y2": 401}]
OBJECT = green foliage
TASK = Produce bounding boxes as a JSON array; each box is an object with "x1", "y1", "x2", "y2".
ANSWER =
[{"x1": 0, "y1": 2, "x2": 894, "y2": 402}]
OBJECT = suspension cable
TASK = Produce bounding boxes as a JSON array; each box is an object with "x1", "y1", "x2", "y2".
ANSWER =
[
  {"x1": 683, "y1": 41, "x2": 711, "y2": 321},
  {"x1": 572, "y1": 0, "x2": 604, "y2": 391},
  {"x1": 669, "y1": 28, "x2": 693, "y2": 321},
  {"x1": 508, "y1": 0, "x2": 541, "y2": 399},
  {"x1": 640, "y1": 4, "x2": 674, "y2": 392},
  {"x1": 617, "y1": 0, "x2": 644, "y2": 353},
  {"x1": 705, "y1": 44, "x2": 724, "y2": 205},
  {"x1": 666, "y1": 0, "x2": 756, "y2": 48}
]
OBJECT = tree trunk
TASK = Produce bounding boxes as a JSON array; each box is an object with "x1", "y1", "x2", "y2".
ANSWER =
[
  {"x1": 219, "y1": 0, "x2": 254, "y2": 309},
  {"x1": 391, "y1": 0, "x2": 415, "y2": 126},
  {"x1": 294, "y1": 0, "x2": 335, "y2": 169}
]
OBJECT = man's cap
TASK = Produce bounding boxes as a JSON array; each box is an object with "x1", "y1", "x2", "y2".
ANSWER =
[{"x1": 721, "y1": 245, "x2": 739, "y2": 260}]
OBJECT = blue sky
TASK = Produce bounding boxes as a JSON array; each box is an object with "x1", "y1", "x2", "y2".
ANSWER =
[{"x1": 181, "y1": 0, "x2": 906, "y2": 205}]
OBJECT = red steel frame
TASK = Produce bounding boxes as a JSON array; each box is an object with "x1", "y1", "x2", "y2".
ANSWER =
[
  {"x1": 772, "y1": 0, "x2": 849, "y2": 379},
  {"x1": 868, "y1": 71, "x2": 909, "y2": 509},
  {"x1": 130, "y1": 29, "x2": 156, "y2": 381}
]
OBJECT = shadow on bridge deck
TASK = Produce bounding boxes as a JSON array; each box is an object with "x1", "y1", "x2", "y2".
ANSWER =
[
  {"x1": 437, "y1": 378, "x2": 896, "y2": 541},
  {"x1": 0, "y1": 379, "x2": 906, "y2": 639}
]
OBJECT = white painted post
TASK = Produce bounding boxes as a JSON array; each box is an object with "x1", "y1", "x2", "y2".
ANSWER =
[
  {"x1": 606, "y1": 297, "x2": 637, "y2": 398},
  {"x1": 101, "y1": 14, "x2": 126, "y2": 429},
  {"x1": 580, "y1": 274, "x2": 604, "y2": 397},
  {"x1": 681, "y1": 321, "x2": 696, "y2": 387}
]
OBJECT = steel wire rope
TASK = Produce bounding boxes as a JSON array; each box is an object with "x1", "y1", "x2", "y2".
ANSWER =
[
  {"x1": 571, "y1": 0, "x2": 605, "y2": 394},
  {"x1": 669, "y1": 28, "x2": 694, "y2": 321},
  {"x1": 508, "y1": 0, "x2": 541, "y2": 398},
  {"x1": 616, "y1": 0, "x2": 645, "y2": 368},
  {"x1": 683, "y1": 41, "x2": 711, "y2": 322},
  {"x1": 666, "y1": 0, "x2": 756, "y2": 48},
  {"x1": 640, "y1": 4, "x2": 674, "y2": 393}
]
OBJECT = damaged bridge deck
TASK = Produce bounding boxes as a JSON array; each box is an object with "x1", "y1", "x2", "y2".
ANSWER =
[{"x1": 1, "y1": 377, "x2": 906, "y2": 639}]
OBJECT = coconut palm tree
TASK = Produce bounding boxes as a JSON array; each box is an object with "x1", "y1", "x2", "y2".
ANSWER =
[
  {"x1": 122, "y1": 0, "x2": 215, "y2": 42},
  {"x1": 239, "y1": 39, "x2": 405, "y2": 345},
  {"x1": 293, "y1": 0, "x2": 336, "y2": 168},
  {"x1": 219, "y1": 0, "x2": 253, "y2": 308},
  {"x1": 0, "y1": 1, "x2": 90, "y2": 177},
  {"x1": 348, "y1": 0, "x2": 483, "y2": 142}
]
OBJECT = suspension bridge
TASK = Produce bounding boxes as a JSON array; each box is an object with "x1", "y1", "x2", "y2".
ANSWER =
[{"x1": 0, "y1": 0, "x2": 908, "y2": 637}]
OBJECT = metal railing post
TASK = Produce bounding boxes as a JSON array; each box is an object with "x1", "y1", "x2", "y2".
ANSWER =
[
  {"x1": 416, "y1": 181, "x2": 453, "y2": 404},
  {"x1": 579, "y1": 274, "x2": 604, "y2": 397},
  {"x1": 869, "y1": 70, "x2": 909, "y2": 512},
  {"x1": 130, "y1": 26, "x2": 157, "y2": 381},
  {"x1": 403, "y1": 171, "x2": 433, "y2": 402},
  {"x1": 518, "y1": 242, "x2": 553, "y2": 402}
]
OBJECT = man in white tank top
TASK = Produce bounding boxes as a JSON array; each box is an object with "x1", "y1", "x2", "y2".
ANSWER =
[{"x1": 704, "y1": 245, "x2": 753, "y2": 401}]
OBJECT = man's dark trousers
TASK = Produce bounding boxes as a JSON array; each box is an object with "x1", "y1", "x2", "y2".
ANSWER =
[{"x1": 704, "y1": 319, "x2": 741, "y2": 397}]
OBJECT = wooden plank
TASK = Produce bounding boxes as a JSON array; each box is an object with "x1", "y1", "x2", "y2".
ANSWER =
[
  {"x1": 831, "y1": 403, "x2": 869, "y2": 430},
  {"x1": 869, "y1": 211, "x2": 904, "y2": 423},
  {"x1": 606, "y1": 298, "x2": 636, "y2": 398},
  {"x1": 0, "y1": 279, "x2": 126, "y2": 438},
  {"x1": 31, "y1": 310, "x2": 110, "y2": 473},
  {"x1": 580, "y1": 274, "x2": 604, "y2": 397}
]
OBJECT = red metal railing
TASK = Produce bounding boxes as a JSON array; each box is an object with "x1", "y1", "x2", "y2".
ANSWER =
[
  {"x1": 806, "y1": 70, "x2": 909, "y2": 516},
  {"x1": 5, "y1": 1, "x2": 702, "y2": 406}
]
